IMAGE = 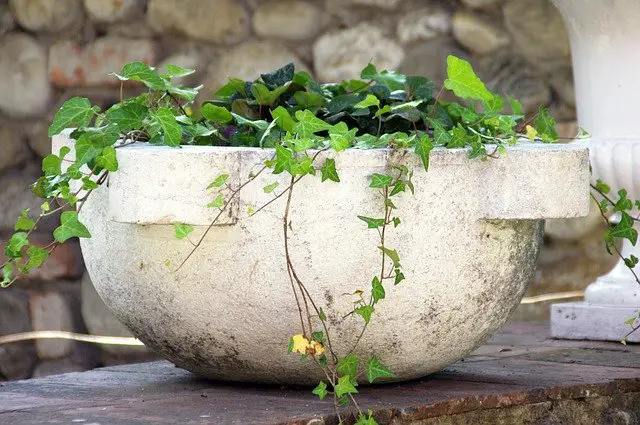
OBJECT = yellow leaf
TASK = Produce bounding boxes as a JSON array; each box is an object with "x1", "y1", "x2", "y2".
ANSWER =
[
  {"x1": 525, "y1": 125, "x2": 538, "y2": 141},
  {"x1": 290, "y1": 334, "x2": 325, "y2": 356}
]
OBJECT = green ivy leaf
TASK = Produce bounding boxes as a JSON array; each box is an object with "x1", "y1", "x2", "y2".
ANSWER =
[
  {"x1": 361, "y1": 63, "x2": 406, "y2": 90},
  {"x1": 2, "y1": 263, "x2": 13, "y2": 287},
  {"x1": 263, "y1": 182, "x2": 279, "y2": 193},
  {"x1": 328, "y1": 122, "x2": 357, "y2": 152},
  {"x1": 371, "y1": 276, "x2": 385, "y2": 304},
  {"x1": 270, "y1": 106, "x2": 296, "y2": 133},
  {"x1": 507, "y1": 95, "x2": 523, "y2": 116},
  {"x1": 106, "y1": 103, "x2": 148, "y2": 132},
  {"x1": 293, "y1": 110, "x2": 331, "y2": 137},
  {"x1": 251, "y1": 83, "x2": 289, "y2": 106},
  {"x1": 273, "y1": 145, "x2": 295, "y2": 174},
  {"x1": 74, "y1": 135, "x2": 105, "y2": 167},
  {"x1": 111, "y1": 61, "x2": 166, "y2": 90},
  {"x1": 337, "y1": 353, "x2": 360, "y2": 379},
  {"x1": 357, "y1": 216, "x2": 385, "y2": 229},
  {"x1": 607, "y1": 212, "x2": 638, "y2": 246},
  {"x1": 394, "y1": 269, "x2": 405, "y2": 285},
  {"x1": 48, "y1": 97, "x2": 98, "y2": 137},
  {"x1": 312, "y1": 381, "x2": 328, "y2": 400},
  {"x1": 355, "y1": 413, "x2": 379, "y2": 425},
  {"x1": 207, "y1": 193, "x2": 225, "y2": 209},
  {"x1": 414, "y1": 134, "x2": 433, "y2": 172},
  {"x1": 534, "y1": 107, "x2": 558, "y2": 142},
  {"x1": 5, "y1": 232, "x2": 28, "y2": 258},
  {"x1": 369, "y1": 173, "x2": 393, "y2": 188},
  {"x1": 379, "y1": 246, "x2": 401, "y2": 268},
  {"x1": 321, "y1": 158, "x2": 340, "y2": 183},
  {"x1": 155, "y1": 107, "x2": 182, "y2": 147},
  {"x1": 201, "y1": 103, "x2": 233, "y2": 124},
  {"x1": 595, "y1": 179, "x2": 611, "y2": 195},
  {"x1": 613, "y1": 189, "x2": 633, "y2": 212},
  {"x1": 427, "y1": 118, "x2": 452, "y2": 147},
  {"x1": 318, "y1": 308, "x2": 327, "y2": 321},
  {"x1": 96, "y1": 146, "x2": 118, "y2": 172},
  {"x1": 365, "y1": 356, "x2": 396, "y2": 383},
  {"x1": 207, "y1": 174, "x2": 229, "y2": 189},
  {"x1": 261, "y1": 63, "x2": 294, "y2": 87},
  {"x1": 173, "y1": 223, "x2": 194, "y2": 240},
  {"x1": 21, "y1": 246, "x2": 49, "y2": 273},
  {"x1": 163, "y1": 64, "x2": 196, "y2": 79},
  {"x1": 355, "y1": 305, "x2": 374, "y2": 324},
  {"x1": 354, "y1": 94, "x2": 380, "y2": 109},
  {"x1": 15, "y1": 210, "x2": 35, "y2": 231},
  {"x1": 444, "y1": 56, "x2": 494, "y2": 104},
  {"x1": 311, "y1": 331, "x2": 324, "y2": 343},
  {"x1": 406, "y1": 76, "x2": 434, "y2": 100},
  {"x1": 53, "y1": 211, "x2": 91, "y2": 243},
  {"x1": 334, "y1": 375, "x2": 358, "y2": 398}
]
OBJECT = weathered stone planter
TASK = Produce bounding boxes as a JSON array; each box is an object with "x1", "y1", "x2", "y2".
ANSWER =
[{"x1": 54, "y1": 133, "x2": 589, "y2": 384}]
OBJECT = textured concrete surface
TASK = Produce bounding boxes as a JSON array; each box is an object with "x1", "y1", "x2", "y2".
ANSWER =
[
  {"x1": 53, "y1": 135, "x2": 590, "y2": 384},
  {"x1": 551, "y1": 302, "x2": 640, "y2": 342},
  {"x1": 1, "y1": 323, "x2": 639, "y2": 425}
]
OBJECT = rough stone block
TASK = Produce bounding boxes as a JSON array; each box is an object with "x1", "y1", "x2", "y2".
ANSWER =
[
  {"x1": 29, "y1": 291, "x2": 75, "y2": 359},
  {"x1": 49, "y1": 37, "x2": 157, "y2": 87},
  {"x1": 551, "y1": 302, "x2": 640, "y2": 342}
]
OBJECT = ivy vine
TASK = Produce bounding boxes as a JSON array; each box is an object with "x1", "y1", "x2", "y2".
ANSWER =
[{"x1": 2, "y1": 56, "x2": 639, "y2": 423}]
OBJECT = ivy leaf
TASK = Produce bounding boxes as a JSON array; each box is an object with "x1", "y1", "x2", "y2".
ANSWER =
[
  {"x1": 607, "y1": 211, "x2": 638, "y2": 247},
  {"x1": 508, "y1": 95, "x2": 523, "y2": 116},
  {"x1": 96, "y1": 146, "x2": 118, "y2": 172},
  {"x1": 21, "y1": 246, "x2": 49, "y2": 273},
  {"x1": 534, "y1": 107, "x2": 558, "y2": 142},
  {"x1": 355, "y1": 305, "x2": 374, "y2": 324},
  {"x1": 263, "y1": 182, "x2": 279, "y2": 193},
  {"x1": 334, "y1": 375, "x2": 358, "y2": 398},
  {"x1": 355, "y1": 413, "x2": 379, "y2": 425},
  {"x1": 48, "y1": 97, "x2": 98, "y2": 136},
  {"x1": 369, "y1": 173, "x2": 393, "y2": 188},
  {"x1": 2, "y1": 263, "x2": 13, "y2": 287},
  {"x1": 406, "y1": 76, "x2": 434, "y2": 100},
  {"x1": 155, "y1": 107, "x2": 182, "y2": 147},
  {"x1": 595, "y1": 179, "x2": 611, "y2": 195},
  {"x1": 106, "y1": 103, "x2": 148, "y2": 132},
  {"x1": 354, "y1": 94, "x2": 380, "y2": 109},
  {"x1": 371, "y1": 276, "x2": 385, "y2": 304},
  {"x1": 357, "y1": 216, "x2": 385, "y2": 229},
  {"x1": 361, "y1": 63, "x2": 406, "y2": 90},
  {"x1": 260, "y1": 62, "x2": 294, "y2": 87},
  {"x1": 365, "y1": 356, "x2": 396, "y2": 383},
  {"x1": 328, "y1": 122, "x2": 357, "y2": 152},
  {"x1": 613, "y1": 189, "x2": 633, "y2": 212},
  {"x1": 379, "y1": 246, "x2": 401, "y2": 268},
  {"x1": 53, "y1": 211, "x2": 91, "y2": 243},
  {"x1": 215, "y1": 78, "x2": 247, "y2": 98},
  {"x1": 111, "y1": 61, "x2": 166, "y2": 90},
  {"x1": 312, "y1": 381, "x2": 328, "y2": 400},
  {"x1": 207, "y1": 174, "x2": 229, "y2": 189},
  {"x1": 328, "y1": 95, "x2": 360, "y2": 114},
  {"x1": 201, "y1": 103, "x2": 233, "y2": 124},
  {"x1": 163, "y1": 64, "x2": 195, "y2": 79},
  {"x1": 5, "y1": 232, "x2": 28, "y2": 258},
  {"x1": 207, "y1": 194, "x2": 225, "y2": 209},
  {"x1": 414, "y1": 134, "x2": 433, "y2": 172},
  {"x1": 293, "y1": 110, "x2": 331, "y2": 137},
  {"x1": 318, "y1": 307, "x2": 327, "y2": 321},
  {"x1": 15, "y1": 210, "x2": 35, "y2": 231},
  {"x1": 173, "y1": 223, "x2": 194, "y2": 240},
  {"x1": 427, "y1": 118, "x2": 451, "y2": 146},
  {"x1": 337, "y1": 353, "x2": 360, "y2": 378},
  {"x1": 74, "y1": 135, "x2": 104, "y2": 167},
  {"x1": 273, "y1": 145, "x2": 295, "y2": 174},
  {"x1": 444, "y1": 56, "x2": 494, "y2": 103},
  {"x1": 392, "y1": 217, "x2": 401, "y2": 227},
  {"x1": 394, "y1": 270, "x2": 405, "y2": 285},
  {"x1": 270, "y1": 106, "x2": 296, "y2": 133},
  {"x1": 258, "y1": 119, "x2": 279, "y2": 148},
  {"x1": 321, "y1": 158, "x2": 340, "y2": 183},
  {"x1": 291, "y1": 155, "x2": 315, "y2": 176}
]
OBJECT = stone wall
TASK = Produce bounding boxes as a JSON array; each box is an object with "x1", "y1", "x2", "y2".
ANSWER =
[{"x1": 0, "y1": 0, "x2": 614, "y2": 379}]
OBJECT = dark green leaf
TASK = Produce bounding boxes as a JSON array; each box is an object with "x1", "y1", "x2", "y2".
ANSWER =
[
  {"x1": 371, "y1": 276, "x2": 385, "y2": 304},
  {"x1": 379, "y1": 246, "x2": 401, "y2": 268},
  {"x1": 261, "y1": 63, "x2": 294, "y2": 87},
  {"x1": 369, "y1": 173, "x2": 393, "y2": 188},
  {"x1": 201, "y1": 103, "x2": 233, "y2": 124},
  {"x1": 111, "y1": 61, "x2": 166, "y2": 90},
  {"x1": 321, "y1": 158, "x2": 340, "y2": 183},
  {"x1": 365, "y1": 356, "x2": 396, "y2": 383},
  {"x1": 534, "y1": 107, "x2": 558, "y2": 142},
  {"x1": 96, "y1": 146, "x2": 118, "y2": 172},
  {"x1": 334, "y1": 375, "x2": 358, "y2": 398},
  {"x1": 414, "y1": 135, "x2": 433, "y2": 172},
  {"x1": 21, "y1": 246, "x2": 49, "y2": 273},
  {"x1": 357, "y1": 216, "x2": 385, "y2": 229},
  {"x1": 106, "y1": 103, "x2": 148, "y2": 132},
  {"x1": 337, "y1": 353, "x2": 360, "y2": 378}
]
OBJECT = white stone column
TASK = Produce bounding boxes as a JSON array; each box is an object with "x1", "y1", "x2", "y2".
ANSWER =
[{"x1": 551, "y1": 0, "x2": 640, "y2": 342}]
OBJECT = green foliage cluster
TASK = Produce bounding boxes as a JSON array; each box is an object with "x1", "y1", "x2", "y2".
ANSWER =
[{"x1": 1, "y1": 55, "x2": 636, "y2": 424}]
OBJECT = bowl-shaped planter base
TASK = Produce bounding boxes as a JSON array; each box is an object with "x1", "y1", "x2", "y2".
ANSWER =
[{"x1": 54, "y1": 134, "x2": 589, "y2": 385}]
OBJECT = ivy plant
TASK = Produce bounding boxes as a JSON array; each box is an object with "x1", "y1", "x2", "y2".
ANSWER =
[{"x1": 2, "y1": 56, "x2": 638, "y2": 423}]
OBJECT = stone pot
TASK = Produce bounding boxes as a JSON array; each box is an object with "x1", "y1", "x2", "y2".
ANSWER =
[
  {"x1": 550, "y1": 0, "x2": 640, "y2": 341},
  {"x1": 53, "y1": 132, "x2": 589, "y2": 384}
]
